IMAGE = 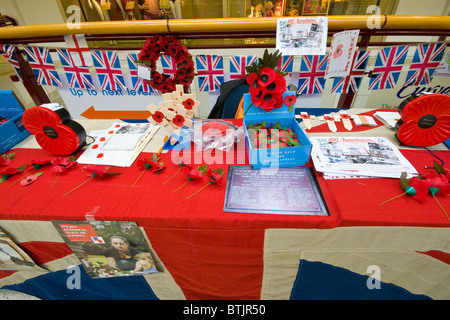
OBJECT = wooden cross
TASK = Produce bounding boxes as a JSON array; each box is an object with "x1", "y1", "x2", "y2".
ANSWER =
[{"x1": 318, "y1": 114, "x2": 340, "y2": 132}]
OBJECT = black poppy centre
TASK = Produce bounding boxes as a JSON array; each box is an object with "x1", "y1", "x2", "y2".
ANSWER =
[{"x1": 418, "y1": 114, "x2": 437, "y2": 129}]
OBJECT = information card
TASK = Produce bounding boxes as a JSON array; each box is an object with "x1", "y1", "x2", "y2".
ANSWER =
[{"x1": 223, "y1": 166, "x2": 329, "y2": 216}]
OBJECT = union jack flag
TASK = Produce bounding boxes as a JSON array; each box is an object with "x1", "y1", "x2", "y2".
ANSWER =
[
  {"x1": 57, "y1": 48, "x2": 95, "y2": 90},
  {"x1": 126, "y1": 53, "x2": 154, "y2": 93},
  {"x1": 91, "y1": 50, "x2": 127, "y2": 91},
  {"x1": 277, "y1": 55, "x2": 294, "y2": 73},
  {"x1": 195, "y1": 54, "x2": 224, "y2": 92},
  {"x1": 331, "y1": 50, "x2": 370, "y2": 94},
  {"x1": 403, "y1": 43, "x2": 447, "y2": 87},
  {"x1": 229, "y1": 55, "x2": 257, "y2": 79},
  {"x1": 0, "y1": 44, "x2": 22, "y2": 81},
  {"x1": 368, "y1": 45, "x2": 409, "y2": 90},
  {"x1": 161, "y1": 55, "x2": 177, "y2": 77},
  {"x1": 297, "y1": 54, "x2": 329, "y2": 95},
  {"x1": 23, "y1": 46, "x2": 62, "y2": 87}
]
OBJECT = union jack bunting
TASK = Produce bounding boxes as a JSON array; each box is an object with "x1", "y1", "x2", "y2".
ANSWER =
[
  {"x1": 229, "y1": 55, "x2": 257, "y2": 79},
  {"x1": 57, "y1": 48, "x2": 95, "y2": 90},
  {"x1": 297, "y1": 54, "x2": 329, "y2": 95},
  {"x1": 23, "y1": 46, "x2": 62, "y2": 87},
  {"x1": 0, "y1": 44, "x2": 22, "y2": 81},
  {"x1": 403, "y1": 43, "x2": 447, "y2": 87},
  {"x1": 161, "y1": 55, "x2": 177, "y2": 77},
  {"x1": 331, "y1": 50, "x2": 370, "y2": 94},
  {"x1": 126, "y1": 53, "x2": 154, "y2": 93},
  {"x1": 195, "y1": 54, "x2": 224, "y2": 92},
  {"x1": 277, "y1": 55, "x2": 294, "y2": 73},
  {"x1": 368, "y1": 45, "x2": 409, "y2": 90},
  {"x1": 91, "y1": 50, "x2": 127, "y2": 91},
  {"x1": 63, "y1": 34, "x2": 92, "y2": 67}
]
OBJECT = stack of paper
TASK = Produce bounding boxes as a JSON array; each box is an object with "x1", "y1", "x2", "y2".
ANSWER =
[
  {"x1": 310, "y1": 136, "x2": 417, "y2": 179},
  {"x1": 77, "y1": 122, "x2": 159, "y2": 167},
  {"x1": 373, "y1": 111, "x2": 401, "y2": 129}
]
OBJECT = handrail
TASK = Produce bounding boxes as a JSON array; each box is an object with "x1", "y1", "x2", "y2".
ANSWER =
[{"x1": 0, "y1": 15, "x2": 449, "y2": 40}]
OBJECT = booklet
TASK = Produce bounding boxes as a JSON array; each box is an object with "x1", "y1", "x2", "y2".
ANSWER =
[
  {"x1": 223, "y1": 166, "x2": 329, "y2": 216},
  {"x1": 310, "y1": 136, "x2": 417, "y2": 179},
  {"x1": 77, "y1": 122, "x2": 159, "y2": 167},
  {"x1": 0, "y1": 227, "x2": 36, "y2": 271},
  {"x1": 52, "y1": 220, "x2": 159, "y2": 278}
]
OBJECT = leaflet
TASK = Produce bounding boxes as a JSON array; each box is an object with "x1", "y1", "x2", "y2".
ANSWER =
[{"x1": 310, "y1": 136, "x2": 417, "y2": 179}]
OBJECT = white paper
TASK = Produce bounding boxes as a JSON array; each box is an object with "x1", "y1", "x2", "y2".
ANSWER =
[
  {"x1": 276, "y1": 17, "x2": 328, "y2": 56},
  {"x1": 373, "y1": 111, "x2": 401, "y2": 129},
  {"x1": 77, "y1": 122, "x2": 159, "y2": 167}
]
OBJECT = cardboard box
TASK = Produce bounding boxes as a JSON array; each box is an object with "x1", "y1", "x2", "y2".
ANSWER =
[
  {"x1": 243, "y1": 91, "x2": 312, "y2": 169},
  {"x1": 0, "y1": 90, "x2": 30, "y2": 153}
]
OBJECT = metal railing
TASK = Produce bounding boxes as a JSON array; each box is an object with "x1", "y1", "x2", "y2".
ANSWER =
[{"x1": 0, "y1": 15, "x2": 449, "y2": 107}]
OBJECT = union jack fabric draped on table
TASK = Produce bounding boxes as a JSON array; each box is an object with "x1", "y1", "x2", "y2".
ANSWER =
[
  {"x1": 195, "y1": 54, "x2": 224, "y2": 92},
  {"x1": 0, "y1": 44, "x2": 22, "y2": 81},
  {"x1": 91, "y1": 50, "x2": 127, "y2": 91},
  {"x1": 57, "y1": 49, "x2": 95, "y2": 90},
  {"x1": 23, "y1": 46, "x2": 62, "y2": 87},
  {"x1": 277, "y1": 55, "x2": 294, "y2": 73},
  {"x1": 297, "y1": 54, "x2": 329, "y2": 95},
  {"x1": 368, "y1": 45, "x2": 409, "y2": 90},
  {"x1": 331, "y1": 50, "x2": 370, "y2": 94},
  {"x1": 229, "y1": 55, "x2": 257, "y2": 79},
  {"x1": 126, "y1": 53, "x2": 154, "y2": 93},
  {"x1": 403, "y1": 43, "x2": 447, "y2": 87}
]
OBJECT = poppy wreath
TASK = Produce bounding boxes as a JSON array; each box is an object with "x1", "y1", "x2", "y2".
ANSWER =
[
  {"x1": 395, "y1": 93, "x2": 450, "y2": 147},
  {"x1": 137, "y1": 35, "x2": 194, "y2": 93},
  {"x1": 245, "y1": 49, "x2": 288, "y2": 112}
]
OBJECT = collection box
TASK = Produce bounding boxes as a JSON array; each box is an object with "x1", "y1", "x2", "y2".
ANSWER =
[
  {"x1": 243, "y1": 91, "x2": 312, "y2": 169},
  {"x1": 0, "y1": 90, "x2": 30, "y2": 153}
]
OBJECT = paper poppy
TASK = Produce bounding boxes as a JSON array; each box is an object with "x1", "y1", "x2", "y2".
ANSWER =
[
  {"x1": 396, "y1": 93, "x2": 450, "y2": 147},
  {"x1": 63, "y1": 165, "x2": 121, "y2": 196},
  {"x1": 185, "y1": 168, "x2": 225, "y2": 199},
  {"x1": 162, "y1": 159, "x2": 191, "y2": 186},
  {"x1": 0, "y1": 167, "x2": 22, "y2": 183},
  {"x1": 171, "y1": 114, "x2": 185, "y2": 127},
  {"x1": 20, "y1": 173, "x2": 43, "y2": 187},
  {"x1": 182, "y1": 98, "x2": 195, "y2": 110},
  {"x1": 131, "y1": 154, "x2": 165, "y2": 189},
  {"x1": 422, "y1": 172, "x2": 450, "y2": 193},
  {"x1": 263, "y1": 72, "x2": 286, "y2": 96},
  {"x1": 172, "y1": 165, "x2": 207, "y2": 192},
  {"x1": 333, "y1": 44, "x2": 344, "y2": 59},
  {"x1": 245, "y1": 49, "x2": 288, "y2": 113},
  {"x1": 50, "y1": 157, "x2": 77, "y2": 189},
  {"x1": 0, "y1": 157, "x2": 11, "y2": 166},
  {"x1": 247, "y1": 73, "x2": 260, "y2": 96},
  {"x1": 259, "y1": 68, "x2": 276, "y2": 87}
]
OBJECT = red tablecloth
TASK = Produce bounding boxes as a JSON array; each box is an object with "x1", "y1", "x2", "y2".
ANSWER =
[{"x1": 1, "y1": 113, "x2": 450, "y2": 299}]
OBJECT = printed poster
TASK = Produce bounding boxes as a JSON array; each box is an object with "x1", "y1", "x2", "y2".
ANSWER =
[
  {"x1": 325, "y1": 29, "x2": 360, "y2": 79},
  {"x1": 276, "y1": 17, "x2": 328, "y2": 56},
  {"x1": 52, "y1": 220, "x2": 160, "y2": 278}
]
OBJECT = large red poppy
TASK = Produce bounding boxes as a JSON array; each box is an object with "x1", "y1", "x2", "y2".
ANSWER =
[{"x1": 396, "y1": 94, "x2": 450, "y2": 147}]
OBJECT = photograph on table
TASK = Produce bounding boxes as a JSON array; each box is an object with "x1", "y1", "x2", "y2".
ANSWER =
[
  {"x1": 0, "y1": 227, "x2": 36, "y2": 271},
  {"x1": 51, "y1": 220, "x2": 159, "y2": 278}
]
